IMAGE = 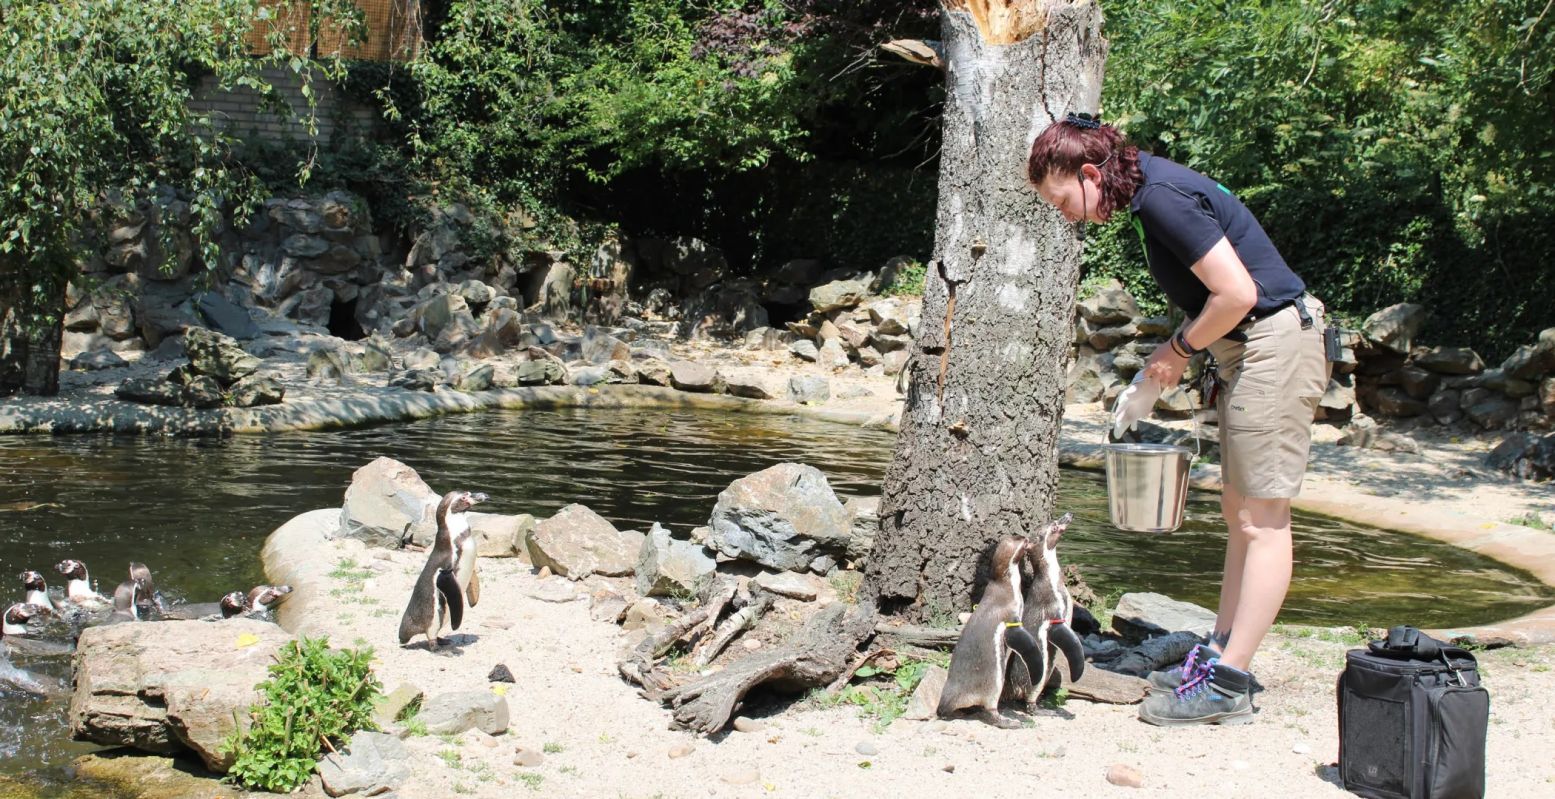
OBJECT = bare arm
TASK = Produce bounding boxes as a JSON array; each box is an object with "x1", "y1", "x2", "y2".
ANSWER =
[{"x1": 1139, "y1": 236, "x2": 1257, "y2": 388}]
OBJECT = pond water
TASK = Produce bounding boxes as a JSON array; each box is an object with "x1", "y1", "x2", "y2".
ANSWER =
[{"x1": 2, "y1": 407, "x2": 1552, "y2": 790}]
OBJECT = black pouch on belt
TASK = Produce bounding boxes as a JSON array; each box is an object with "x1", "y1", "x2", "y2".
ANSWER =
[{"x1": 1324, "y1": 326, "x2": 1343, "y2": 362}]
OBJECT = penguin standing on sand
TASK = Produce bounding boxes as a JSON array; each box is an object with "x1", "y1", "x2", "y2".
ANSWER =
[
  {"x1": 1004, "y1": 513, "x2": 1086, "y2": 708},
  {"x1": 937, "y1": 535, "x2": 1033, "y2": 728},
  {"x1": 398, "y1": 490, "x2": 486, "y2": 650}
]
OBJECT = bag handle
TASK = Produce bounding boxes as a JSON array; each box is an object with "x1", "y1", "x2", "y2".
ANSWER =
[{"x1": 1367, "y1": 625, "x2": 1443, "y2": 660}]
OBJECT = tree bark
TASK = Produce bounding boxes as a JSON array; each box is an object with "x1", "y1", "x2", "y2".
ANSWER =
[{"x1": 864, "y1": 0, "x2": 1107, "y2": 620}]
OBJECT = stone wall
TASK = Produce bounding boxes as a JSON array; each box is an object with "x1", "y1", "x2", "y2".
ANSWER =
[{"x1": 187, "y1": 66, "x2": 376, "y2": 147}]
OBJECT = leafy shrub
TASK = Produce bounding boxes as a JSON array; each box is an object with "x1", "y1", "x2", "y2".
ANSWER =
[{"x1": 224, "y1": 637, "x2": 383, "y2": 793}]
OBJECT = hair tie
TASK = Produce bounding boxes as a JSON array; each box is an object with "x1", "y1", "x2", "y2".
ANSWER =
[{"x1": 1065, "y1": 112, "x2": 1102, "y2": 130}]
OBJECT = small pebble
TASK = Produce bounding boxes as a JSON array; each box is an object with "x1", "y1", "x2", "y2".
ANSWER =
[
  {"x1": 943, "y1": 764, "x2": 956, "y2": 774},
  {"x1": 626, "y1": 750, "x2": 639, "y2": 759},
  {"x1": 743, "y1": 638, "x2": 763, "y2": 650},
  {"x1": 855, "y1": 741, "x2": 879, "y2": 756},
  {"x1": 732, "y1": 716, "x2": 766, "y2": 733},
  {"x1": 669, "y1": 743, "x2": 694, "y2": 759},
  {"x1": 1293, "y1": 743, "x2": 1312, "y2": 755},
  {"x1": 569, "y1": 663, "x2": 584, "y2": 673},
  {"x1": 1105, "y1": 763, "x2": 1144, "y2": 788},
  {"x1": 721, "y1": 767, "x2": 760, "y2": 786},
  {"x1": 480, "y1": 737, "x2": 498, "y2": 749},
  {"x1": 512, "y1": 747, "x2": 545, "y2": 768}
]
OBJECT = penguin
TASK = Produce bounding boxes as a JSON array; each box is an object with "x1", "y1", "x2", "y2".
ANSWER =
[
  {"x1": 128, "y1": 562, "x2": 167, "y2": 614},
  {"x1": 937, "y1": 535, "x2": 1032, "y2": 728},
  {"x1": 1, "y1": 603, "x2": 73, "y2": 657},
  {"x1": 1004, "y1": 512, "x2": 1086, "y2": 709},
  {"x1": 246, "y1": 584, "x2": 293, "y2": 613},
  {"x1": 54, "y1": 559, "x2": 110, "y2": 610},
  {"x1": 398, "y1": 490, "x2": 486, "y2": 650},
  {"x1": 220, "y1": 591, "x2": 250, "y2": 618},
  {"x1": 20, "y1": 571, "x2": 57, "y2": 614},
  {"x1": 111, "y1": 575, "x2": 153, "y2": 621}
]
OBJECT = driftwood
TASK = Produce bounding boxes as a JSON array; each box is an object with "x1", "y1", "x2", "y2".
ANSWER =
[
  {"x1": 825, "y1": 647, "x2": 897, "y2": 695},
  {"x1": 659, "y1": 604, "x2": 878, "y2": 734},
  {"x1": 617, "y1": 577, "x2": 739, "y2": 692},
  {"x1": 1060, "y1": 666, "x2": 1150, "y2": 705},
  {"x1": 691, "y1": 588, "x2": 774, "y2": 668},
  {"x1": 873, "y1": 622, "x2": 960, "y2": 649}
]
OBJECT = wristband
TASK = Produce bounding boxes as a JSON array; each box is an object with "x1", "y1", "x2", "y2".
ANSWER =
[{"x1": 1173, "y1": 330, "x2": 1201, "y2": 357}]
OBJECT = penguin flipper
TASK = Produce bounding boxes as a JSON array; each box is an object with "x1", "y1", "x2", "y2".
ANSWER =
[
  {"x1": 465, "y1": 563, "x2": 480, "y2": 608},
  {"x1": 1050, "y1": 623, "x2": 1086, "y2": 682},
  {"x1": 436, "y1": 567, "x2": 464, "y2": 631}
]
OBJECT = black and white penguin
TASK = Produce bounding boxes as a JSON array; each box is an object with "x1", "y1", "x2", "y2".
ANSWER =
[
  {"x1": 1, "y1": 603, "x2": 72, "y2": 657},
  {"x1": 937, "y1": 535, "x2": 1032, "y2": 728},
  {"x1": 246, "y1": 584, "x2": 293, "y2": 613},
  {"x1": 111, "y1": 575, "x2": 153, "y2": 621},
  {"x1": 397, "y1": 490, "x2": 486, "y2": 650},
  {"x1": 20, "y1": 571, "x2": 57, "y2": 615},
  {"x1": 54, "y1": 559, "x2": 110, "y2": 611},
  {"x1": 1004, "y1": 513, "x2": 1086, "y2": 708},
  {"x1": 128, "y1": 562, "x2": 167, "y2": 614},
  {"x1": 220, "y1": 591, "x2": 250, "y2": 618}
]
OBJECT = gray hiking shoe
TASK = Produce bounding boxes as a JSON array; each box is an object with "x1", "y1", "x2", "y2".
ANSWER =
[{"x1": 1138, "y1": 660, "x2": 1255, "y2": 726}]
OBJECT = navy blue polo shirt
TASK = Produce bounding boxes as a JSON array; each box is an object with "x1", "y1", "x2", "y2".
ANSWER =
[{"x1": 1129, "y1": 152, "x2": 1303, "y2": 318}]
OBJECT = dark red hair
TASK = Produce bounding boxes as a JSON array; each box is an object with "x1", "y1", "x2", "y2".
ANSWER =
[{"x1": 1027, "y1": 120, "x2": 1142, "y2": 218}]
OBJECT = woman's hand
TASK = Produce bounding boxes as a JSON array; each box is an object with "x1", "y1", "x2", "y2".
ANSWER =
[{"x1": 1140, "y1": 341, "x2": 1189, "y2": 390}]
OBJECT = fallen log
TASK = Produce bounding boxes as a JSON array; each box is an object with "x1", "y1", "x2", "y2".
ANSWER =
[
  {"x1": 659, "y1": 603, "x2": 877, "y2": 734},
  {"x1": 691, "y1": 588, "x2": 773, "y2": 668}
]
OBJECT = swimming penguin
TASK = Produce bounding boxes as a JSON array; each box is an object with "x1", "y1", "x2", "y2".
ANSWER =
[
  {"x1": 937, "y1": 535, "x2": 1032, "y2": 728},
  {"x1": 20, "y1": 571, "x2": 57, "y2": 614},
  {"x1": 53, "y1": 560, "x2": 110, "y2": 611},
  {"x1": 220, "y1": 591, "x2": 250, "y2": 618},
  {"x1": 112, "y1": 575, "x2": 152, "y2": 621},
  {"x1": 398, "y1": 490, "x2": 486, "y2": 650},
  {"x1": 1, "y1": 603, "x2": 73, "y2": 657},
  {"x1": 246, "y1": 584, "x2": 293, "y2": 613},
  {"x1": 1004, "y1": 513, "x2": 1086, "y2": 709},
  {"x1": 128, "y1": 562, "x2": 167, "y2": 614}
]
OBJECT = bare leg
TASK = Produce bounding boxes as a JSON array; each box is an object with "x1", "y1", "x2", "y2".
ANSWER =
[
  {"x1": 1211, "y1": 485, "x2": 1250, "y2": 651},
  {"x1": 1217, "y1": 496, "x2": 1294, "y2": 671}
]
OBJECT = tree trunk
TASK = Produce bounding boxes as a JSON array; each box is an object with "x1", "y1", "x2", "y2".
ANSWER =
[
  {"x1": 864, "y1": 0, "x2": 1107, "y2": 620},
  {"x1": 0, "y1": 262, "x2": 63, "y2": 397}
]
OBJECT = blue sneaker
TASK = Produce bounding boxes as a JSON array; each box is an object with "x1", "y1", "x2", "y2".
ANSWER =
[{"x1": 1138, "y1": 660, "x2": 1255, "y2": 726}]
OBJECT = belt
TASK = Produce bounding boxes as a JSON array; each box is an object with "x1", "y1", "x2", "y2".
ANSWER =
[{"x1": 1223, "y1": 295, "x2": 1313, "y2": 343}]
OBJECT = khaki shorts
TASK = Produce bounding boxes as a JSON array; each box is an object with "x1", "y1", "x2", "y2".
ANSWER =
[{"x1": 1206, "y1": 294, "x2": 1331, "y2": 499}]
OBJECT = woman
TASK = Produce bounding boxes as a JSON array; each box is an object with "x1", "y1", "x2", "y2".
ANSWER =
[{"x1": 1028, "y1": 114, "x2": 1330, "y2": 726}]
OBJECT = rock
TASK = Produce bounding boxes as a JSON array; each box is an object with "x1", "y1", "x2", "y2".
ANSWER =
[
  {"x1": 68, "y1": 618, "x2": 293, "y2": 772},
  {"x1": 135, "y1": 298, "x2": 200, "y2": 348},
  {"x1": 183, "y1": 327, "x2": 260, "y2": 386},
  {"x1": 809, "y1": 275, "x2": 874, "y2": 313},
  {"x1": 1399, "y1": 365, "x2": 1442, "y2": 400},
  {"x1": 1361, "y1": 303, "x2": 1427, "y2": 355},
  {"x1": 410, "y1": 293, "x2": 470, "y2": 341},
  {"x1": 1372, "y1": 387, "x2": 1428, "y2": 418},
  {"x1": 743, "y1": 326, "x2": 798, "y2": 351},
  {"x1": 732, "y1": 716, "x2": 765, "y2": 733},
  {"x1": 1337, "y1": 425, "x2": 1421, "y2": 454},
  {"x1": 464, "y1": 308, "x2": 526, "y2": 359},
  {"x1": 114, "y1": 376, "x2": 185, "y2": 406},
  {"x1": 472, "y1": 512, "x2": 534, "y2": 559},
  {"x1": 389, "y1": 369, "x2": 440, "y2": 392},
  {"x1": 513, "y1": 747, "x2": 546, "y2": 767},
  {"x1": 1486, "y1": 432, "x2": 1555, "y2": 480},
  {"x1": 527, "y1": 504, "x2": 643, "y2": 579},
  {"x1": 882, "y1": 350, "x2": 909, "y2": 376},
  {"x1": 1317, "y1": 376, "x2": 1357, "y2": 421},
  {"x1": 70, "y1": 349, "x2": 128, "y2": 371},
  {"x1": 1106, "y1": 763, "x2": 1145, "y2": 789},
  {"x1": 706, "y1": 463, "x2": 852, "y2": 572},
  {"x1": 752, "y1": 571, "x2": 821, "y2": 601},
  {"x1": 419, "y1": 690, "x2": 509, "y2": 736},
  {"x1": 372, "y1": 683, "x2": 424, "y2": 729},
  {"x1": 668, "y1": 743, "x2": 695, "y2": 759},
  {"x1": 1136, "y1": 316, "x2": 1172, "y2": 337},
  {"x1": 339, "y1": 457, "x2": 438, "y2": 548},
  {"x1": 1480, "y1": 368, "x2": 1535, "y2": 398},
  {"x1": 1077, "y1": 281, "x2": 1140, "y2": 325},
  {"x1": 669, "y1": 360, "x2": 717, "y2": 392},
  {"x1": 623, "y1": 597, "x2": 673, "y2": 632},
  {"x1": 1415, "y1": 346, "x2": 1485, "y2": 376},
  {"x1": 789, "y1": 339, "x2": 819, "y2": 362},
  {"x1": 1465, "y1": 398, "x2": 1520, "y2": 430},
  {"x1": 1502, "y1": 333, "x2": 1555, "y2": 380},
  {"x1": 524, "y1": 577, "x2": 581, "y2": 603},
  {"x1": 456, "y1": 363, "x2": 494, "y2": 392},
  {"x1": 589, "y1": 586, "x2": 631, "y2": 623},
  {"x1": 1111, "y1": 592, "x2": 1217, "y2": 639},
  {"x1": 818, "y1": 338, "x2": 851, "y2": 370},
  {"x1": 318, "y1": 731, "x2": 411, "y2": 797},
  {"x1": 1088, "y1": 322, "x2": 1138, "y2": 351},
  {"x1": 788, "y1": 375, "x2": 830, "y2": 404},
  {"x1": 722, "y1": 768, "x2": 760, "y2": 786},
  {"x1": 635, "y1": 522, "x2": 716, "y2": 598},
  {"x1": 515, "y1": 359, "x2": 568, "y2": 386},
  {"x1": 193, "y1": 291, "x2": 259, "y2": 340},
  {"x1": 1428, "y1": 388, "x2": 1464, "y2": 424},
  {"x1": 903, "y1": 666, "x2": 949, "y2": 720},
  {"x1": 855, "y1": 741, "x2": 879, "y2": 756},
  {"x1": 488, "y1": 665, "x2": 516, "y2": 683},
  {"x1": 583, "y1": 331, "x2": 631, "y2": 364},
  {"x1": 1155, "y1": 386, "x2": 1195, "y2": 418},
  {"x1": 723, "y1": 372, "x2": 776, "y2": 399},
  {"x1": 227, "y1": 374, "x2": 285, "y2": 407}
]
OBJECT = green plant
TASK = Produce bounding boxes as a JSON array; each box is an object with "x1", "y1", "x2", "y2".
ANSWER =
[
  {"x1": 827, "y1": 571, "x2": 862, "y2": 605},
  {"x1": 516, "y1": 773, "x2": 544, "y2": 790},
  {"x1": 834, "y1": 657, "x2": 941, "y2": 732},
  {"x1": 438, "y1": 748, "x2": 463, "y2": 768},
  {"x1": 884, "y1": 259, "x2": 927, "y2": 297},
  {"x1": 542, "y1": 741, "x2": 564, "y2": 754},
  {"x1": 1507, "y1": 512, "x2": 1552, "y2": 531},
  {"x1": 223, "y1": 637, "x2": 383, "y2": 793}
]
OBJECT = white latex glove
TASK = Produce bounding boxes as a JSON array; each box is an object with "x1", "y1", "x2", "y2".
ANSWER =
[{"x1": 1112, "y1": 372, "x2": 1163, "y2": 439}]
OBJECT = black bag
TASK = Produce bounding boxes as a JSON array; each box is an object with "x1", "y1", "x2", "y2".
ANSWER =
[{"x1": 1337, "y1": 626, "x2": 1489, "y2": 799}]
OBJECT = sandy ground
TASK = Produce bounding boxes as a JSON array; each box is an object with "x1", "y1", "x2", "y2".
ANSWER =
[{"x1": 288, "y1": 534, "x2": 1555, "y2": 799}]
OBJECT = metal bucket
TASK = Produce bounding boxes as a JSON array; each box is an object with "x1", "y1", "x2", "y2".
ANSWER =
[{"x1": 1103, "y1": 442, "x2": 1192, "y2": 532}]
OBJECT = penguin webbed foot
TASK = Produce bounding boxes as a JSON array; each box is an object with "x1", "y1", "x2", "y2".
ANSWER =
[{"x1": 973, "y1": 708, "x2": 1026, "y2": 730}]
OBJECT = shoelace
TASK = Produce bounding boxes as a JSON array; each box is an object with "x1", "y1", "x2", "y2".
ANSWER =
[
  {"x1": 1177, "y1": 647, "x2": 1201, "y2": 678},
  {"x1": 1175, "y1": 661, "x2": 1216, "y2": 699}
]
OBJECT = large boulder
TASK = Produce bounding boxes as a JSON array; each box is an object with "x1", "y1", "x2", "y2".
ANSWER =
[
  {"x1": 1486, "y1": 432, "x2": 1555, "y2": 481},
  {"x1": 183, "y1": 327, "x2": 260, "y2": 386},
  {"x1": 338, "y1": 457, "x2": 438, "y2": 548},
  {"x1": 1110, "y1": 592, "x2": 1217, "y2": 640},
  {"x1": 193, "y1": 291, "x2": 260, "y2": 340},
  {"x1": 1076, "y1": 281, "x2": 1139, "y2": 326},
  {"x1": 471, "y1": 512, "x2": 536, "y2": 559},
  {"x1": 318, "y1": 731, "x2": 412, "y2": 798},
  {"x1": 706, "y1": 463, "x2": 852, "y2": 572},
  {"x1": 1361, "y1": 303, "x2": 1426, "y2": 355},
  {"x1": 635, "y1": 522, "x2": 716, "y2": 598},
  {"x1": 527, "y1": 504, "x2": 643, "y2": 579},
  {"x1": 1501, "y1": 329, "x2": 1555, "y2": 380},
  {"x1": 418, "y1": 690, "x2": 509, "y2": 736},
  {"x1": 1414, "y1": 346, "x2": 1485, "y2": 376},
  {"x1": 68, "y1": 618, "x2": 294, "y2": 772},
  {"x1": 808, "y1": 274, "x2": 874, "y2": 314},
  {"x1": 669, "y1": 360, "x2": 718, "y2": 393}
]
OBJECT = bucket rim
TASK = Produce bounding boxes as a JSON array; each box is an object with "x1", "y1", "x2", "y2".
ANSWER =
[{"x1": 1101, "y1": 442, "x2": 1192, "y2": 455}]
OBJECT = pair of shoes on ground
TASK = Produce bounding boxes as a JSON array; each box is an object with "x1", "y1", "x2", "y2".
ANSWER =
[{"x1": 1139, "y1": 642, "x2": 1255, "y2": 726}]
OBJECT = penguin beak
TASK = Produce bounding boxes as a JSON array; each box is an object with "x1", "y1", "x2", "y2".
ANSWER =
[{"x1": 469, "y1": 492, "x2": 488, "y2": 505}]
